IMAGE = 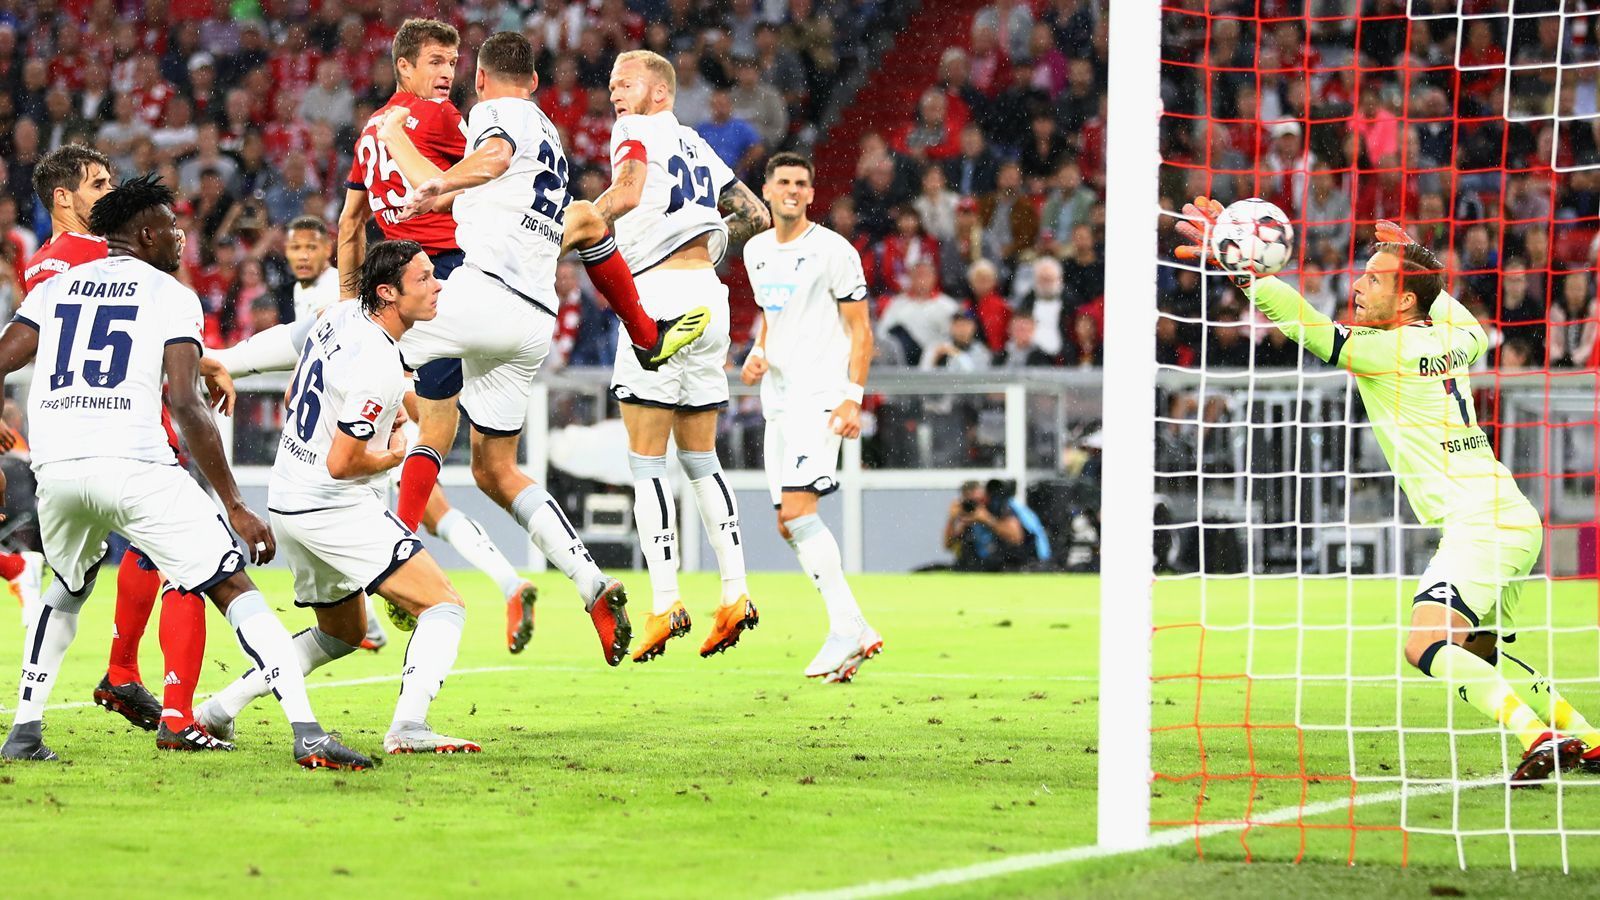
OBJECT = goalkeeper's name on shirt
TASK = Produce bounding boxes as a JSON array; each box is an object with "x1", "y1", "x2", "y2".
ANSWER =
[{"x1": 1419, "y1": 346, "x2": 1472, "y2": 377}]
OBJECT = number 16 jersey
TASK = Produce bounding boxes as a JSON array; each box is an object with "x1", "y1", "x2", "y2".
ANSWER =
[
  {"x1": 610, "y1": 110, "x2": 738, "y2": 273},
  {"x1": 14, "y1": 255, "x2": 201, "y2": 469}
]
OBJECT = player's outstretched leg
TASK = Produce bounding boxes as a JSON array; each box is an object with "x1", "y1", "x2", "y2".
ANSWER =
[
  {"x1": 426, "y1": 494, "x2": 535, "y2": 654},
  {"x1": 93, "y1": 547, "x2": 162, "y2": 730},
  {"x1": 154, "y1": 584, "x2": 224, "y2": 750},
  {"x1": 2, "y1": 572, "x2": 93, "y2": 761},
  {"x1": 627, "y1": 450, "x2": 691, "y2": 663},
  {"x1": 197, "y1": 601, "x2": 363, "y2": 742},
  {"x1": 1494, "y1": 647, "x2": 1600, "y2": 774},
  {"x1": 786, "y1": 513, "x2": 880, "y2": 681},
  {"x1": 374, "y1": 550, "x2": 478, "y2": 755}
]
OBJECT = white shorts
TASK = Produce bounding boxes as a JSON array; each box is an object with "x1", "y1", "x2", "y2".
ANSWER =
[
  {"x1": 763, "y1": 400, "x2": 844, "y2": 507},
  {"x1": 398, "y1": 264, "x2": 555, "y2": 434},
  {"x1": 270, "y1": 494, "x2": 423, "y2": 607},
  {"x1": 1413, "y1": 508, "x2": 1543, "y2": 640},
  {"x1": 36, "y1": 458, "x2": 244, "y2": 595},
  {"x1": 610, "y1": 267, "x2": 730, "y2": 412}
]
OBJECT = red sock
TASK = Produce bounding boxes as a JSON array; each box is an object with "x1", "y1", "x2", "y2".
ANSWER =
[
  {"x1": 0, "y1": 551, "x2": 22, "y2": 582},
  {"x1": 158, "y1": 587, "x2": 207, "y2": 729},
  {"x1": 577, "y1": 235, "x2": 657, "y2": 348},
  {"x1": 396, "y1": 446, "x2": 442, "y2": 531},
  {"x1": 108, "y1": 549, "x2": 161, "y2": 685}
]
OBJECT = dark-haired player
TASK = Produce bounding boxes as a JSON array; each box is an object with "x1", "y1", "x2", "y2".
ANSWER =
[
  {"x1": 24, "y1": 144, "x2": 213, "y2": 744},
  {"x1": 1176, "y1": 198, "x2": 1600, "y2": 784},
  {"x1": 200, "y1": 240, "x2": 479, "y2": 755},
  {"x1": 0, "y1": 175, "x2": 372, "y2": 769}
]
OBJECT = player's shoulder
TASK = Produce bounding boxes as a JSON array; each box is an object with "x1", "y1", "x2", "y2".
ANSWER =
[
  {"x1": 805, "y1": 224, "x2": 856, "y2": 254},
  {"x1": 744, "y1": 229, "x2": 776, "y2": 256}
]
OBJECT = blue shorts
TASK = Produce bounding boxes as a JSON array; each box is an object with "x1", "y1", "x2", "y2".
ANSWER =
[{"x1": 417, "y1": 249, "x2": 467, "y2": 400}]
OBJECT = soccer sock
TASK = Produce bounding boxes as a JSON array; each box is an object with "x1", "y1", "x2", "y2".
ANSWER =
[
  {"x1": 107, "y1": 549, "x2": 161, "y2": 684},
  {"x1": 392, "y1": 603, "x2": 466, "y2": 728},
  {"x1": 510, "y1": 484, "x2": 605, "y2": 603},
  {"x1": 1420, "y1": 641, "x2": 1549, "y2": 751},
  {"x1": 680, "y1": 450, "x2": 748, "y2": 603},
  {"x1": 0, "y1": 551, "x2": 23, "y2": 582},
  {"x1": 789, "y1": 514, "x2": 869, "y2": 635},
  {"x1": 14, "y1": 578, "x2": 89, "y2": 726},
  {"x1": 224, "y1": 591, "x2": 317, "y2": 727},
  {"x1": 1501, "y1": 652, "x2": 1600, "y2": 749},
  {"x1": 157, "y1": 587, "x2": 207, "y2": 729},
  {"x1": 576, "y1": 235, "x2": 657, "y2": 349},
  {"x1": 435, "y1": 508, "x2": 524, "y2": 596},
  {"x1": 629, "y1": 453, "x2": 680, "y2": 614},
  {"x1": 396, "y1": 446, "x2": 443, "y2": 532},
  {"x1": 211, "y1": 625, "x2": 357, "y2": 721}
]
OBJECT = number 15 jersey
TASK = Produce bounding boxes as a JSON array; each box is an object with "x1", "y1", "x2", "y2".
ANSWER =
[
  {"x1": 610, "y1": 110, "x2": 738, "y2": 273},
  {"x1": 14, "y1": 255, "x2": 200, "y2": 469}
]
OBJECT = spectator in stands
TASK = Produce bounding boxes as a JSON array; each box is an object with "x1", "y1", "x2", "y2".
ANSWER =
[
  {"x1": 96, "y1": 93, "x2": 151, "y2": 170},
  {"x1": 1020, "y1": 114, "x2": 1071, "y2": 185},
  {"x1": 300, "y1": 58, "x2": 356, "y2": 130},
  {"x1": 186, "y1": 53, "x2": 223, "y2": 122},
  {"x1": 1499, "y1": 337, "x2": 1538, "y2": 372},
  {"x1": 935, "y1": 47, "x2": 983, "y2": 129},
  {"x1": 1548, "y1": 270, "x2": 1598, "y2": 368},
  {"x1": 978, "y1": 161, "x2": 1039, "y2": 268},
  {"x1": 784, "y1": 0, "x2": 840, "y2": 107},
  {"x1": 673, "y1": 50, "x2": 714, "y2": 128},
  {"x1": 231, "y1": 132, "x2": 278, "y2": 198},
  {"x1": 1253, "y1": 324, "x2": 1302, "y2": 368},
  {"x1": 1016, "y1": 257, "x2": 1067, "y2": 361},
  {"x1": 965, "y1": 258, "x2": 1010, "y2": 353},
  {"x1": 152, "y1": 96, "x2": 200, "y2": 160},
  {"x1": 1458, "y1": 224, "x2": 1500, "y2": 306},
  {"x1": 1260, "y1": 122, "x2": 1307, "y2": 214},
  {"x1": 967, "y1": 23, "x2": 1007, "y2": 97},
  {"x1": 878, "y1": 259, "x2": 962, "y2": 366},
  {"x1": 1039, "y1": 160, "x2": 1095, "y2": 250},
  {"x1": 914, "y1": 165, "x2": 959, "y2": 245},
  {"x1": 1155, "y1": 314, "x2": 1196, "y2": 367},
  {"x1": 550, "y1": 260, "x2": 619, "y2": 369},
  {"x1": 16, "y1": 57, "x2": 46, "y2": 122},
  {"x1": 41, "y1": 86, "x2": 87, "y2": 153},
  {"x1": 265, "y1": 152, "x2": 318, "y2": 226},
  {"x1": 986, "y1": 65, "x2": 1048, "y2": 154},
  {"x1": 879, "y1": 208, "x2": 941, "y2": 297},
  {"x1": 1065, "y1": 312, "x2": 1101, "y2": 367},
  {"x1": 78, "y1": 66, "x2": 114, "y2": 124},
  {"x1": 1054, "y1": 56, "x2": 1098, "y2": 133},
  {"x1": 896, "y1": 89, "x2": 963, "y2": 164},
  {"x1": 1020, "y1": 23, "x2": 1069, "y2": 98},
  {"x1": 698, "y1": 88, "x2": 764, "y2": 179},
  {"x1": 1206, "y1": 304, "x2": 1252, "y2": 369},
  {"x1": 853, "y1": 155, "x2": 902, "y2": 244},
  {"x1": 5, "y1": 118, "x2": 40, "y2": 230},
  {"x1": 921, "y1": 309, "x2": 992, "y2": 373},
  {"x1": 731, "y1": 55, "x2": 788, "y2": 148},
  {"x1": 1292, "y1": 262, "x2": 1343, "y2": 320},
  {"x1": 753, "y1": 23, "x2": 808, "y2": 123},
  {"x1": 945, "y1": 123, "x2": 1001, "y2": 197},
  {"x1": 1302, "y1": 169, "x2": 1352, "y2": 260},
  {"x1": 996, "y1": 315, "x2": 1057, "y2": 368},
  {"x1": 974, "y1": 0, "x2": 1034, "y2": 60},
  {"x1": 179, "y1": 123, "x2": 238, "y2": 198},
  {"x1": 1060, "y1": 223, "x2": 1103, "y2": 306},
  {"x1": 1498, "y1": 261, "x2": 1547, "y2": 361}
]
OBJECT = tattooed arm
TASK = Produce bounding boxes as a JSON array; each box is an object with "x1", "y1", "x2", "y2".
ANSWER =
[
  {"x1": 719, "y1": 178, "x2": 772, "y2": 249},
  {"x1": 594, "y1": 159, "x2": 647, "y2": 228}
]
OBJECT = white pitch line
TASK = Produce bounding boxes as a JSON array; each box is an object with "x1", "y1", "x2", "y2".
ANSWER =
[{"x1": 776, "y1": 776, "x2": 1506, "y2": 900}]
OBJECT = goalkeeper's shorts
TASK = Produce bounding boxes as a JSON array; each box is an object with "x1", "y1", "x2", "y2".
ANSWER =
[{"x1": 1414, "y1": 505, "x2": 1543, "y2": 641}]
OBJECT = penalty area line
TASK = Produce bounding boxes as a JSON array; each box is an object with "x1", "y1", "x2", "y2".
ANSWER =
[{"x1": 775, "y1": 776, "x2": 1505, "y2": 900}]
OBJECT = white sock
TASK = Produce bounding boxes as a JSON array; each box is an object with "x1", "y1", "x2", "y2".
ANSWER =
[
  {"x1": 789, "y1": 515, "x2": 867, "y2": 635},
  {"x1": 211, "y1": 626, "x2": 358, "y2": 720},
  {"x1": 630, "y1": 453, "x2": 680, "y2": 614},
  {"x1": 13, "y1": 577, "x2": 90, "y2": 726},
  {"x1": 225, "y1": 591, "x2": 318, "y2": 726},
  {"x1": 510, "y1": 484, "x2": 605, "y2": 603},
  {"x1": 436, "y1": 508, "x2": 524, "y2": 596},
  {"x1": 681, "y1": 451, "x2": 748, "y2": 603},
  {"x1": 392, "y1": 604, "x2": 465, "y2": 728}
]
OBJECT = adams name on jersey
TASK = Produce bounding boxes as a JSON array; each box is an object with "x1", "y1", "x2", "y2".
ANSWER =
[
  {"x1": 13, "y1": 255, "x2": 201, "y2": 467},
  {"x1": 609, "y1": 110, "x2": 737, "y2": 273}
]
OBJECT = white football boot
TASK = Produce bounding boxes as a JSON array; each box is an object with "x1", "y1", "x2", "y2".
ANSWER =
[
  {"x1": 194, "y1": 697, "x2": 236, "y2": 742},
  {"x1": 384, "y1": 721, "x2": 482, "y2": 754},
  {"x1": 805, "y1": 627, "x2": 884, "y2": 682}
]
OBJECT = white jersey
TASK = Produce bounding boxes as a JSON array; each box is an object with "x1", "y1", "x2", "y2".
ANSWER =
[
  {"x1": 15, "y1": 255, "x2": 202, "y2": 468},
  {"x1": 292, "y1": 267, "x2": 340, "y2": 323},
  {"x1": 743, "y1": 223, "x2": 869, "y2": 413},
  {"x1": 610, "y1": 110, "x2": 738, "y2": 272},
  {"x1": 269, "y1": 302, "x2": 408, "y2": 512},
  {"x1": 452, "y1": 97, "x2": 566, "y2": 309}
]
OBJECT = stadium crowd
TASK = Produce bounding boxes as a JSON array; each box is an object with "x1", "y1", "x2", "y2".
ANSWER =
[{"x1": 1160, "y1": 0, "x2": 1600, "y2": 371}]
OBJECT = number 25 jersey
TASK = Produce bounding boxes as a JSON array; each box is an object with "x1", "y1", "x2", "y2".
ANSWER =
[
  {"x1": 347, "y1": 92, "x2": 466, "y2": 252},
  {"x1": 610, "y1": 110, "x2": 738, "y2": 273},
  {"x1": 14, "y1": 255, "x2": 201, "y2": 468}
]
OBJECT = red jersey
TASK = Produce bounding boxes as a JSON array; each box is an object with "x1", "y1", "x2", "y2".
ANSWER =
[
  {"x1": 23, "y1": 231, "x2": 183, "y2": 458},
  {"x1": 346, "y1": 92, "x2": 466, "y2": 251}
]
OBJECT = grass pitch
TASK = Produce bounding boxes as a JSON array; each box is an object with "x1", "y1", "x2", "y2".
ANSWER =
[{"x1": 0, "y1": 570, "x2": 1596, "y2": 897}]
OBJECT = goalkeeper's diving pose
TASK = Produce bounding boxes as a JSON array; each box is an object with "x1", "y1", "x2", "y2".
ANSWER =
[{"x1": 1176, "y1": 198, "x2": 1600, "y2": 785}]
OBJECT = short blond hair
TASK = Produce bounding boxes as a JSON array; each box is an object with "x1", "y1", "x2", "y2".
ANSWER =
[{"x1": 614, "y1": 49, "x2": 676, "y2": 97}]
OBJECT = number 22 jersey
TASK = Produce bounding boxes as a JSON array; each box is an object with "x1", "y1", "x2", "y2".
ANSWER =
[
  {"x1": 609, "y1": 110, "x2": 737, "y2": 273},
  {"x1": 14, "y1": 255, "x2": 202, "y2": 468}
]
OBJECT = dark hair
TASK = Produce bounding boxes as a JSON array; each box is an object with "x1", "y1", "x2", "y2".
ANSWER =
[
  {"x1": 360, "y1": 239, "x2": 424, "y2": 315},
  {"x1": 89, "y1": 173, "x2": 175, "y2": 238},
  {"x1": 478, "y1": 31, "x2": 535, "y2": 81},
  {"x1": 764, "y1": 152, "x2": 814, "y2": 181},
  {"x1": 32, "y1": 144, "x2": 112, "y2": 210},
  {"x1": 393, "y1": 18, "x2": 459, "y2": 69},
  {"x1": 1371, "y1": 241, "x2": 1446, "y2": 310},
  {"x1": 286, "y1": 215, "x2": 330, "y2": 238}
]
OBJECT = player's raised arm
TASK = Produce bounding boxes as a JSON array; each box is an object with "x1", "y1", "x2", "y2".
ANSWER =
[
  {"x1": 377, "y1": 107, "x2": 511, "y2": 205},
  {"x1": 336, "y1": 187, "x2": 372, "y2": 299},
  {"x1": 594, "y1": 155, "x2": 646, "y2": 227},
  {"x1": 719, "y1": 177, "x2": 771, "y2": 247}
]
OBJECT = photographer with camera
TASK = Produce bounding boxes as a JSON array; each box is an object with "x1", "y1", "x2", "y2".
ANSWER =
[{"x1": 943, "y1": 479, "x2": 1051, "y2": 572}]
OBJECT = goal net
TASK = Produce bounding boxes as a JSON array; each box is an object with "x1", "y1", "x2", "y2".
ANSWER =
[{"x1": 1102, "y1": 0, "x2": 1600, "y2": 868}]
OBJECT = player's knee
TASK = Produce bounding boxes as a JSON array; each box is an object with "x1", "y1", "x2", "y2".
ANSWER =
[
  {"x1": 1404, "y1": 634, "x2": 1448, "y2": 673},
  {"x1": 564, "y1": 200, "x2": 605, "y2": 247}
]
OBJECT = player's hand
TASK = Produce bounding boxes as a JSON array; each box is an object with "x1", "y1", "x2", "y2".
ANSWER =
[
  {"x1": 1173, "y1": 195, "x2": 1224, "y2": 263},
  {"x1": 740, "y1": 349, "x2": 768, "y2": 385},
  {"x1": 376, "y1": 106, "x2": 410, "y2": 144},
  {"x1": 1373, "y1": 220, "x2": 1416, "y2": 245},
  {"x1": 398, "y1": 178, "x2": 445, "y2": 222},
  {"x1": 0, "y1": 421, "x2": 19, "y2": 454},
  {"x1": 830, "y1": 399, "x2": 862, "y2": 439},
  {"x1": 199, "y1": 358, "x2": 236, "y2": 416},
  {"x1": 229, "y1": 504, "x2": 275, "y2": 565}
]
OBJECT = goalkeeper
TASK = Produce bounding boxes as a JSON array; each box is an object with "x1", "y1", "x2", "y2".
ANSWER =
[{"x1": 1177, "y1": 198, "x2": 1600, "y2": 785}]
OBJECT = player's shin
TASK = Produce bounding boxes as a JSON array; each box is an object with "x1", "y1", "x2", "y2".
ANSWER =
[
  {"x1": 391, "y1": 603, "x2": 465, "y2": 728},
  {"x1": 680, "y1": 450, "x2": 748, "y2": 603},
  {"x1": 789, "y1": 514, "x2": 868, "y2": 635},
  {"x1": 108, "y1": 549, "x2": 161, "y2": 685},
  {"x1": 13, "y1": 577, "x2": 90, "y2": 725},
  {"x1": 629, "y1": 453, "x2": 680, "y2": 613},
  {"x1": 223, "y1": 592, "x2": 320, "y2": 729},
  {"x1": 208, "y1": 625, "x2": 357, "y2": 722},
  {"x1": 576, "y1": 235, "x2": 658, "y2": 349},
  {"x1": 157, "y1": 587, "x2": 207, "y2": 729},
  {"x1": 509, "y1": 484, "x2": 606, "y2": 601},
  {"x1": 396, "y1": 446, "x2": 444, "y2": 532},
  {"x1": 1420, "y1": 641, "x2": 1549, "y2": 751},
  {"x1": 1502, "y1": 652, "x2": 1600, "y2": 748},
  {"x1": 435, "y1": 508, "x2": 523, "y2": 596}
]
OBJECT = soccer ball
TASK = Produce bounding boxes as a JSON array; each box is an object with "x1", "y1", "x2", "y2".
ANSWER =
[{"x1": 1208, "y1": 198, "x2": 1294, "y2": 277}]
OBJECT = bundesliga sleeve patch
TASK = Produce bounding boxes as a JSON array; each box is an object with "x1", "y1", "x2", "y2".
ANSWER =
[
  {"x1": 339, "y1": 420, "x2": 376, "y2": 440},
  {"x1": 360, "y1": 400, "x2": 383, "y2": 421}
]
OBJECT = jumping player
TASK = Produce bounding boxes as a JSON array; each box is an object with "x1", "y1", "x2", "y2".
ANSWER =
[
  {"x1": 0, "y1": 175, "x2": 371, "y2": 768},
  {"x1": 741, "y1": 153, "x2": 883, "y2": 682},
  {"x1": 24, "y1": 145, "x2": 214, "y2": 746},
  {"x1": 594, "y1": 49, "x2": 771, "y2": 662},
  {"x1": 200, "y1": 240, "x2": 479, "y2": 754}
]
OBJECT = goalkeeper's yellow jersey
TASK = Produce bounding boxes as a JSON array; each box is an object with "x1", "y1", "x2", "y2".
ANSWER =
[{"x1": 1247, "y1": 276, "x2": 1538, "y2": 527}]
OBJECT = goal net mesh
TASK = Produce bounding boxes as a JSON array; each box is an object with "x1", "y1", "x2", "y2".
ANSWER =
[{"x1": 1150, "y1": 0, "x2": 1600, "y2": 868}]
